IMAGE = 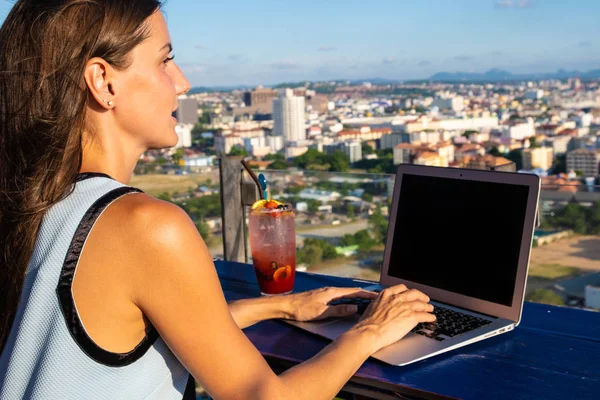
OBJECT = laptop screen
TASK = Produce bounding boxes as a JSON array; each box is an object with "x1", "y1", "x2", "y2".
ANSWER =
[{"x1": 387, "y1": 173, "x2": 530, "y2": 307}]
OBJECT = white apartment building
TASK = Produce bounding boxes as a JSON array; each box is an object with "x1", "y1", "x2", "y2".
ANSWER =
[
  {"x1": 243, "y1": 136, "x2": 271, "y2": 158},
  {"x1": 215, "y1": 134, "x2": 243, "y2": 154},
  {"x1": 438, "y1": 116, "x2": 499, "y2": 132},
  {"x1": 174, "y1": 123, "x2": 193, "y2": 148},
  {"x1": 338, "y1": 141, "x2": 362, "y2": 163},
  {"x1": 543, "y1": 135, "x2": 572, "y2": 155},
  {"x1": 567, "y1": 149, "x2": 600, "y2": 177},
  {"x1": 502, "y1": 118, "x2": 535, "y2": 140},
  {"x1": 522, "y1": 147, "x2": 554, "y2": 171},
  {"x1": 267, "y1": 135, "x2": 284, "y2": 152},
  {"x1": 393, "y1": 144, "x2": 413, "y2": 165},
  {"x1": 273, "y1": 89, "x2": 306, "y2": 142}
]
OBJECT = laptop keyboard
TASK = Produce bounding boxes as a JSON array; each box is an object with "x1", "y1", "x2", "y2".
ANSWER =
[{"x1": 329, "y1": 296, "x2": 492, "y2": 342}]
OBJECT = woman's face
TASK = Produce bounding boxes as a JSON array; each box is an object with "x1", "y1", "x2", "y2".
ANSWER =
[{"x1": 112, "y1": 11, "x2": 190, "y2": 150}]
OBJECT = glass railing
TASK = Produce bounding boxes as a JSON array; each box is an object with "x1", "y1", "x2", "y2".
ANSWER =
[{"x1": 131, "y1": 164, "x2": 600, "y2": 312}]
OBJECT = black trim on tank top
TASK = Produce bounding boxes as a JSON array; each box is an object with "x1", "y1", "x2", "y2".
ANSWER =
[
  {"x1": 56, "y1": 185, "x2": 160, "y2": 367},
  {"x1": 76, "y1": 172, "x2": 116, "y2": 182},
  {"x1": 182, "y1": 375, "x2": 196, "y2": 400}
]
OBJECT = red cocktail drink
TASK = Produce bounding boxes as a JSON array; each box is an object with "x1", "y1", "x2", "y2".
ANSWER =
[{"x1": 248, "y1": 201, "x2": 296, "y2": 295}]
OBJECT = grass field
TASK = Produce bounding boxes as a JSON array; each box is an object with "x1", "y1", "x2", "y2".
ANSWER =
[
  {"x1": 528, "y1": 263, "x2": 583, "y2": 280},
  {"x1": 130, "y1": 173, "x2": 216, "y2": 197}
]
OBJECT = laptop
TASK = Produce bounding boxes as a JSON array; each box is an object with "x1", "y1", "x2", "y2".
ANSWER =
[{"x1": 285, "y1": 164, "x2": 541, "y2": 366}]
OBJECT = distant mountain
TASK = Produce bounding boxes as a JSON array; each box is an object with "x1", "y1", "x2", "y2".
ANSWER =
[
  {"x1": 430, "y1": 68, "x2": 600, "y2": 82},
  {"x1": 189, "y1": 85, "x2": 254, "y2": 94},
  {"x1": 349, "y1": 77, "x2": 402, "y2": 85}
]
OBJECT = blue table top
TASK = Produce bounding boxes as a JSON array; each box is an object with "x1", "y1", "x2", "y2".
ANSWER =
[{"x1": 215, "y1": 260, "x2": 600, "y2": 400}]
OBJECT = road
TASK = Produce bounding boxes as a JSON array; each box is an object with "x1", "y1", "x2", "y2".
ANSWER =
[{"x1": 296, "y1": 220, "x2": 368, "y2": 246}]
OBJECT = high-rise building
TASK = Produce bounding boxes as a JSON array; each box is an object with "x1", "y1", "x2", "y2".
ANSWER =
[
  {"x1": 567, "y1": 149, "x2": 600, "y2": 177},
  {"x1": 174, "y1": 96, "x2": 199, "y2": 125},
  {"x1": 273, "y1": 89, "x2": 306, "y2": 143}
]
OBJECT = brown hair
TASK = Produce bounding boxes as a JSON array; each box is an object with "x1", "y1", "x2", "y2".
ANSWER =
[{"x1": 0, "y1": 0, "x2": 162, "y2": 352}]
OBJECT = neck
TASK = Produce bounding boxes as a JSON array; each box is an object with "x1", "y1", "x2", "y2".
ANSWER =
[{"x1": 80, "y1": 129, "x2": 145, "y2": 185}]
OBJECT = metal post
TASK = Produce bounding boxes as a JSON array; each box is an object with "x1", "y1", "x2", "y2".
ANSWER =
[{"x1": 219, "y1": 156, "x2": 245, "y2": 262}]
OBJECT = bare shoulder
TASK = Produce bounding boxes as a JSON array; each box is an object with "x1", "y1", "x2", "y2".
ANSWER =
[
  {"x1": 99, "y1": 192, "x2": 209, "y2": 278},
  {"x1": 108, "y1": 192, "x2": 199, "y2": 245}
]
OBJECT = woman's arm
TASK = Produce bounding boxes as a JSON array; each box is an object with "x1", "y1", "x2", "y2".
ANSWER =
[
  {"x1": 229, "y1": 288, "x2": 375, "y2": 329},
  {"x1": 120, "y1": 196, "x2": 432, "y2": 399},
  {"x1": 228, "y1": 297, "x2": 288, "y2": 329}
]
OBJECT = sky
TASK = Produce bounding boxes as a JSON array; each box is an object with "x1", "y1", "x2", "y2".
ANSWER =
[{"x1": 0, "y1": 0, "x2": 599, "y2": 87}]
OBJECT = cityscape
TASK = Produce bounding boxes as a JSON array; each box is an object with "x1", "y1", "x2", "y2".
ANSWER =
[{"x1": 133, "y1": 75, "x2": 600, "y2": 313}]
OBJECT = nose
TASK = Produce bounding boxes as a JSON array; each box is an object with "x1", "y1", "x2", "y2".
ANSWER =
[{"x1": 173, "y1": 63, "x2": 191, "y2": 96}]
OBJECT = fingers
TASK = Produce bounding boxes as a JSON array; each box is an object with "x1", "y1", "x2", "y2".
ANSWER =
[
  {"x1": 382, "y1": 284, "x2": 409, "y2": 296},
  {"x1": 394, "y1": 289, "x2": 430, "y2": 303},
  {"x1": 404, "y1": 300, "x2": 434, "y2": 313},
  {"x1": 414, "y1": 311, "x2": 437, "y2": 323}
]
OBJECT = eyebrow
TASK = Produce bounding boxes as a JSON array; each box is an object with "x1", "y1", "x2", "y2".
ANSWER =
[{"x1": 159, "y1": 43, "x2": 173, "y2": 53}]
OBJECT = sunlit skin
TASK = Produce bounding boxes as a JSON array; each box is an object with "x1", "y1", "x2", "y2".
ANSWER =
[{"x1": 72, "y1": 11, "x2": 435, "y2": 399}]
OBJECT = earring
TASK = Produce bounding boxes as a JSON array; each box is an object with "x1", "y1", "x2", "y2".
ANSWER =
[{"x1": 103, "y1": 99, "x2": 114, "y2": 107}]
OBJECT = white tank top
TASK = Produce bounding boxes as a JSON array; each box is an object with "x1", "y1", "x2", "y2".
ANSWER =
[{"x1": 0, "y1": 173, "x2": 194, "y2": 400}]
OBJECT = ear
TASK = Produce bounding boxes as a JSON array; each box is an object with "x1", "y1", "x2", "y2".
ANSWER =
[{"x1": 84, "y1": 57, "x2": 116, "y2": 109}]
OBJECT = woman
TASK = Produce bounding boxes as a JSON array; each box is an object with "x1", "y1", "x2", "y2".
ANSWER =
[{"x1": 0, "y1": 1, "x2": 436, "y2": 399}]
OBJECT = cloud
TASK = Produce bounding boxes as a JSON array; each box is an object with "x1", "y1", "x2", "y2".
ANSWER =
[
  {"x1": 382, "y1": 56, "x2": 396, "y2": 65},
  {"x1": 417, "y1": 60, "x2": 431, "y2": 67},
  {"x1": 317, "y1": 46, "x2": 337, "y2": 52},
  {"x1": 453, "y1": 55, "x2": 474, "y2": 62},
  {"x1": 194, "y1": 44, "x2": 205, "y2": 50},
  {"x1": 579, "y1": 41, "x2": 592, "y2": 47},
  {"x1": 494, "y1": 0, "x2": 534, "y2": 8},
  {"x1": 270, "y1": 60, "x2": 299, "y2": 70}
]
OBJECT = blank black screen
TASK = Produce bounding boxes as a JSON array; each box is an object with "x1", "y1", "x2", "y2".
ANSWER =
[{"x1": 387, "y1": 174, "x2": 530, "y2": 306}]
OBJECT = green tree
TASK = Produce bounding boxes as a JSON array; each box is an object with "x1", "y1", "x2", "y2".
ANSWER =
[
  {"x1": 590, "y1": 201, "x2": 600, "y2": 234},
  {"x1": 265, "y1": 153, "x2": 285, "y2": 162},
  {"x1": 329, "y1": 150, "x2": 350, "y2": 172},
  {"x1": 298, "y1": 244, "x2": 323, "y2": 266},
  {"x1": 362, "y1": 193, "x2": 373, "y2": 202},
  {"x1": 361, "y1": 143, "x2": 375, "y2": 155},
  {"x1": 195, "y1": 219, "x2": 213, "y2": 246},
  {"x1": 462, "y1": 130, "x2": 478, "y2": 138},
  {"x1": 354, "y1": 230, "x2": 377, "y2": 251},
  {"x1": 489, "y1": 147, "x2": 502, "y2": 157},
  {"x1": 552, "y1": 154, "x2": 566, "y2": 174},
  {"x1": 339, "y1": 234, "x2": 356, "y2": 247},
  {"x1": 172, "y1": 148, "x2": 184, "y2": 164},
  {"x1": 269, "y1": 160, "x2": 289, "y2": 170},
  {"x1": 507, "y1": 149, "x2": 523, "y2": 170},
  {"x1": 368, "y1": 207, "x2": 389, "y2": 244},
  {"x1": 157, "y1": 192, "x2": 172, "y2": 202},
  {"x1": 347, "y1": 204, "x2": 355, "y2": 219},
  {"x1": 303, "y1": 238, "x2": 338, "y2": 261},
  {"x1": 307, "y1": 200, "x2": 321, "y2": 213},
  {"x1": 229, "y1": 146, "x2": 249, "y2": 157}
]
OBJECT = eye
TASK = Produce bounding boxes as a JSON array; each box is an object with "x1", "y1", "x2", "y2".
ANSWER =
[{"x1": 163, "y1": 54, "x2": 175, "y2": 65}]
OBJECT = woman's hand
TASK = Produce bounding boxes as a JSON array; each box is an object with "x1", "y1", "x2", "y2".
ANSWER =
[
  {"x1": 282, "y1": 287, "x2": 378, "y2": 322},
  {"x1": 351, "y1": 284, "x2": 436, "y2": 352}
]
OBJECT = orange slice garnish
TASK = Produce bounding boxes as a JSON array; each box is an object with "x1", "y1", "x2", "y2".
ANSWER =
[{"x1": 273, "y1": 265, "x2": 292, "y2": 281}]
